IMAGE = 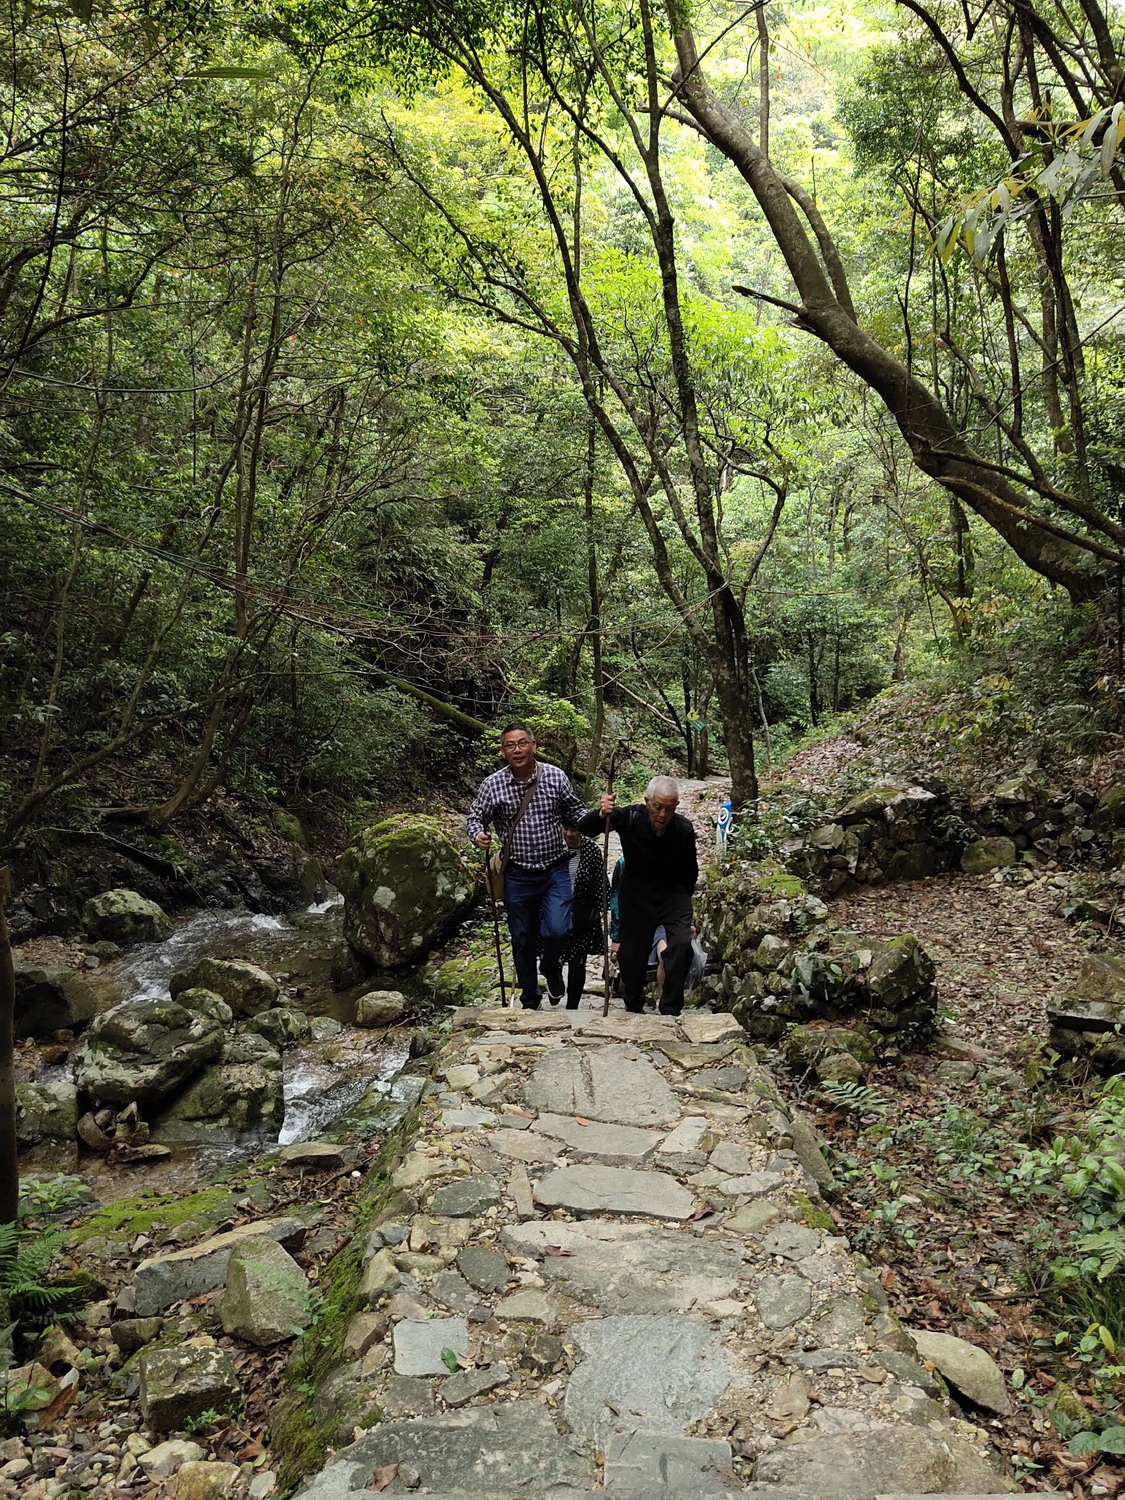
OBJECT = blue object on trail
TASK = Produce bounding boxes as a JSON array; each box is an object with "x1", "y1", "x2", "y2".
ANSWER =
[{"x1": 715, "y1": 799, "x2": 733, "y2": 859}]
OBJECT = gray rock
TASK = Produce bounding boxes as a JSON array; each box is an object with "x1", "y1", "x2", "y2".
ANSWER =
[
  {"x1": 110, "y1": 1315, "x2": 164, "y2": 1355},
  {"x1": 872, "y1": 1349, "x2": 944, "y2": 1399},
  {"x1": 169, "y1": 957, "x2": 280, "y2": 1018},
  {"x1": 532, "y1": 1112, "x2": 664, "y2": 1163},
  {"x1": 219, "y1": 1236, "x2": 311, "y2": 1346},
  {"x1": 525, "y1": 1045, "x2": 680, "y2": 1126},
  {"x1": 430, "y1": 1271, "x2": 480, "y2": 1313},
  {"x1": 132, "y1": 1217, "x2": 305, "y2": 1316},
  {"x1": 441, "y1": 1106, "x2": 497, "y2": 1130},
  {"x1": 604, "y1": 1430, "x2": 734, "y2": 1494},
  {"x1": 457, "y1": 1246, "x2": 511, "y2": 1295},
  {"x1": 170, "y1": 987, "x2": 234, "y2": 1026},
  {"x1": 279, "y1": 1141, "x2": 345, "y2": 1169},
  {"x1": 495, "y1": 1289, "x2": 558, "y2": 1325},
  {"x1": 708, "y1": 1141, "x2": 756, "y2": 1174},
  {"x1": 441, "y1": 1362, "x2": 512, "y2": 1407},
  {"x1": 565, "y1": 1314, "x2": 734, "y2": 1436},
  {"x1": 486, "y1": 1127, "x2": 560, "y2": 1164},
  {"x1": 430, "y1": 1174, "x2": 502, "y2": 1217},
  {"x1": 503, "y1": 1221, "x2": 742, "y2": 1314},
  {"x1": 245, "y1": 1007, "x2": 310, "y2": 1049},
  {"x1": 534, "y1": 1164, "x2": 695, "y2": 1220},
  {"x1": 723, "y1": 1201, "x2": 783, "y2": 1238},
  {"x1": 381, "y1": 1374, "x2": 435, "y2": 1417},
  {"x1": 13, "y1": 963, "x2": 99, "y2": 1038},
  {"x1": 961, "y1": 837, "x2": 1018, "y2": 874},
  {"x1": 339, "y1": 815, "x2": 478, "y2": 967},
  {"x1": 293, "y1": 1401, "x2": 594, "y2": 1497},
  {"x1": 751, "y1": 1422, "x2": 1015, "y2": 1494},
  {"x1": 754, "y1": 1274, "x2": 813, "y2": 1330},
  {"x1": 909, "y1": 1328, "x2": 1010, "y2": 1413},
  {"x1": 138, "y1": 1344, "x2": 240, "y2": 1433},
  {"x1": 15, "y1": 1081, "x2": 78, "y2": 1144},
  {"x1": 761, "y1": 1222, "x2": 822, "y2": 1261},
  {"x1": 82, "y1": 888, "x2": 172, "y2": 945},
  {"x1": 356, "y1": 989, "x2": 408, "y2": 1027},
  {"x1": 156, "y1": 1049, "x2": 283, "y2": 1134},
  {"x1": 137, "y1": 1439, "x2": 205, "y2": 1478},
  {"x1": 74, "y1": 998, "x2": 224, "y2": 1107},
  {"x1": 393, "y1": 1317, "x2": 470, "y2": 1376},
  {"x1": 693, "y1": 1066, "x2": 748, "y2": 1093},
  {"x1": 787, "y1": 1112, "x2": 835, "y2": 1190}
]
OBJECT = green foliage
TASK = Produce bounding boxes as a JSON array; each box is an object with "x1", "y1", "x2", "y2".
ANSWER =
[{"x1": 816, "y1": 1080, "x2": 889, "y2": 1119}]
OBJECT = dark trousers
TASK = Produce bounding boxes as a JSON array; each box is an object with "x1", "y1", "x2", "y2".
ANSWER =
[
  {"x1": 504, "y1": 860, "x2": 572, "y2": 1008},
  {"x1": 618, "y1": 886, "x2": 693, "y2": 1015}
]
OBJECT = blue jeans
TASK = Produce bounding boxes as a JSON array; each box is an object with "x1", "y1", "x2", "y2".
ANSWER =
[{"x1": 504, "y1": 860, "x2": 573, "y2": 1008}]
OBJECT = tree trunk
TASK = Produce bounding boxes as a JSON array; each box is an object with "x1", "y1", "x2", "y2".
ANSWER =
[
  {"x1": 0, "y1": 869, "x2": 17, "y2": 1226},
  {"x1": 670, "y1": 23, "x2": 1113, "y2": 602}
]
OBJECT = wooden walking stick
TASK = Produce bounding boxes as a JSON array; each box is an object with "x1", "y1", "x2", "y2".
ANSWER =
[{"x1": 484, "y1": 850, "x2": 509, "y2": 1007}]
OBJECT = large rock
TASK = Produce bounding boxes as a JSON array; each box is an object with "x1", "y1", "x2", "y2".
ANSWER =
[
  {"x1": 751, "y1": 1422, "x2": 1015, "y2": 1494},
  {"x1": 245, "y1": 1006, "x2": 309, "y2": 1049},
  {"x1": 82, "y1": 888, "x2": 172, "y2": 945},
  {"x1": 14, "y1": 963, "x2": 99, "y2": 1037},
  {"x1": 1093, "y1": 783, "x2": 1125, "y2": 830},
  {"x1": 564, "y1": 1314, "x2": 734, "y2": 1436},
  {"x1": 73, "y1": 998, "x2": 224, "y2": 1106},
  {"x1": 338, "y1": 815, "x2": 478, "y2": 967},
  {"x1": 865, "y1": 933, "x2": 936, "y2": 1016},
  {"x1": 910, "y1": 1327, "x2": 1011, "y2": 1413},
  {"x1": 534, "y1": 1164, "x2": 695, "y2": 1220},
  {"x1": 157, "y1": 1033, "x2": 284, "y2": 1135},
  {"x1": 15, "y1": 1080, "x2": 78, "y2": 1144},
  {"x1": 356, "y1": 989, "x2": 408, "y2": 1027},
  {"x1": 219, "y1": 1236, "x2": 312, "y2": 1346},
  {"x1": 169, "y1": 958, "x2": 279, "y2": 1018},
  {"x1": 961, "y1": 837, "x2": 1018, "y2": 874},
  {"x1": 138, "y1": 1342, "x2": 240, "y2": 1433},
  {"x1": 132, "y1": 1217, "x2": 306, "y2": 1316}
]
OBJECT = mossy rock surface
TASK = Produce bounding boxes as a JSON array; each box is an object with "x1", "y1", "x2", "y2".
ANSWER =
[{"x1": 339, "y1": 815, "x2": 478, "y2": 968}]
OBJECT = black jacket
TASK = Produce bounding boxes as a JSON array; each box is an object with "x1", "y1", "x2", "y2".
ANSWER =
[{"x1": 577, "y1": 803, "x2": 698, "y2": 896}]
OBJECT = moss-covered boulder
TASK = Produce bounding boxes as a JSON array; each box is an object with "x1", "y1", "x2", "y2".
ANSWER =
[
  {"x1": 1093, "y1": 784, "x2": 1125, "y2": 830},
  {"x1": 220, "y1": 1236, "x2": 312, "y2": 1346},
  {"x1": 339, "y1": 815, "x2": 478, "y2": 967},
  {"x1": 170, "y1": 957, "x2": 280, "y2": 1018},
  {"x1": 245, "y1": 1006, "x2": 310, "y2": 1049},
  {"x1": 15, "y1": 1080, "x2": 79, "y2": 1143},
  {"x1": 14, "y1": 963, "x2": 99, "y2": 1037},
  {"x1": 960, "y1": 836, "x2": 1018, "y2": 874},
  {"x1": 74, "y1": 998, "x2": 224, "y2": 1106},
  {"x1": 82, "y1": 888, "x2": 172, "y2": 945},
  {"x1": 157, "y1": 1034, "x2": 283, "y2": 1135}
]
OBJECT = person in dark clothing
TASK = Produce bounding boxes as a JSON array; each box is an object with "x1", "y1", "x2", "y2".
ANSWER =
[
  {"x1": 578, "y1": 775, "x2": 697, "y2": 1015},
  {"x1": 539, "y1": 830, "x2": 608, "y2": 1007}
]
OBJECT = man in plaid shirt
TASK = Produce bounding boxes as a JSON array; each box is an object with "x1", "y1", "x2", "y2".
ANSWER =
[{"x1": 467, "y1": 723, "x2": 591, "y2": 1009}]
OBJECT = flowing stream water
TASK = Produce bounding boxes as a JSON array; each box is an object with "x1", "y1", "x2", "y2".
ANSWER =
[{"x1": 25, "y1": 894, "x2": 412, "y2": 1202}]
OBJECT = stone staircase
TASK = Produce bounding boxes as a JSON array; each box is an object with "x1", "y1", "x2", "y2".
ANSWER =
[{"x1": 293, "y1": 1004, "x2": 1035, "y2": 1498}]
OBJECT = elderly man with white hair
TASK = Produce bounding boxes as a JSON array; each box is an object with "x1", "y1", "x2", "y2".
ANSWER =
[{"x1": 578, "y1": 775, "x2": 698, "y2": 1015}]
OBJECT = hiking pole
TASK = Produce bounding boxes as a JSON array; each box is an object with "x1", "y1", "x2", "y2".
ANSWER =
[
  {"x1": 601, "y1": 743, "x2": 623, "y2": 1019},
  {"x1": 483, "y1": 849, "x2": 509, "y2": 1007}
]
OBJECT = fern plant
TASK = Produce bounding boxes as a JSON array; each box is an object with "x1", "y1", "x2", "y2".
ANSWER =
[
  {"x1": 0, "y1": 1221, "x2": 81, "y2": 1338},
  {"x1": 817, "y1": 1080, "x2": 889, "y2": 1119}
]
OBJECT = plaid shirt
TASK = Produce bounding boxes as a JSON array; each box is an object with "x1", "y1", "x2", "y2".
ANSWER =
[{"x1": 466, "y1": 761, "x2": 588, "y2": 871}]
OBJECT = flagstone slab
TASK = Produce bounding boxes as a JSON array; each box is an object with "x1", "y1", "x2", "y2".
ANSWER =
[
  {"x1": 502, "y1": 1220, "x2": 744, "y2": 1315},
  {"x1": 604, "y1": 1430, "x2": 735, "y2": 1495},
  {"x1": 572, "y1": 1013, "x2": 681, "y2": 1043},
  {"x1": 679, "y1": 1013, "x2": 747, "y2": 1044},
  {"x1": 524, "y1": 1044, "x2": 680, "y2": 1126},
  {"x1": 441, "y1": 1106, "x2": 497, "y2": 1131},
  {"x1": 530, "y1": 1112, "x2": 663, "y2": 1163},
  {"x1": 393, "y1": 1316, "x2": 469, "y2": 1375},
  {"x1": 477, "y1": 1008, "x2": 572, "y2": 1032},
  {"x1": 534, "y1": 1164, "x2": 695, "y2": 1219},
  {"x1": 754, "y1": 1273, "x2": 813, "y2": 1330},
  {"x1": 655, "y1": 1040, "x2": 738, "y2": 1070},
  {"x1": 296, "y1": 1401, "x2": 595, "y2": 1497},
  {"x1": 486, "y1": 1127, "x2": 560, "y2": 1164},
  {"x1": 564, "y1": 1314, "x2": 734, "y2": 1437}
]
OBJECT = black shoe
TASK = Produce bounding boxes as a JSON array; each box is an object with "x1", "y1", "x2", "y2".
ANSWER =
[{"x1": 521, "y1": 999, "x2": 541, "y2": 1010}]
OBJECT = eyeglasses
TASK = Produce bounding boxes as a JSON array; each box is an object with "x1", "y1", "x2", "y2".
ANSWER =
[{"x1": 502, "y1": 739, "x2": 534, "y2": 750}]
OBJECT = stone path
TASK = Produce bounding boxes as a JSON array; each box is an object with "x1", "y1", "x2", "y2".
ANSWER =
[{"x1": 294, "y1": 1003, "x2": 1028, "y2": 1499}]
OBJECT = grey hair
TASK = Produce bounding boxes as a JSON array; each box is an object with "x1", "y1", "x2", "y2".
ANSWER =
[{"x1": 644, "y1": 775, "x2": 680, "y2": 802}]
